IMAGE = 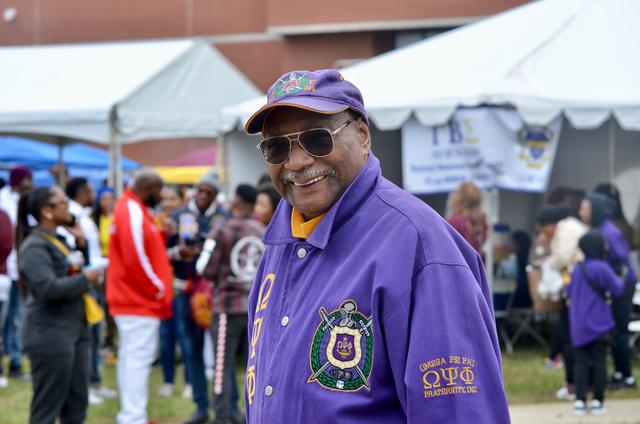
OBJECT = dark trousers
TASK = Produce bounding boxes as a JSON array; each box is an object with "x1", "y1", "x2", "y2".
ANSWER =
[
  {"x1": 559, "y1": 306, "x2": 575, "y2": 385},
  {"x1": 611, "y1": 279, "x2": 635, "y2": 378},
  {"x1": 210, "y1": 313, "x2": 248, "y2": 420},
  {"x1": 28, "y1": 337, "x2": 90, "y2": 424},
  {"x1": 160, "y1": 291, "x2": 209, "y2": 413},
  {"x1": 574, "y1": 337, "x2": 608, "y2": 402},
  {"x1": 90, "y1": 322, "x2": 101, "y2": 384}
]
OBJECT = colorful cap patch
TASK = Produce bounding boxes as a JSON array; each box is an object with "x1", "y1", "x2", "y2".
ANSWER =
[
  {"x1": 245, "y1": 69, "x2": 368, "y2": 134},
  {"x1": 271, "y1": 73, "x2": 315, "y2": 100}
]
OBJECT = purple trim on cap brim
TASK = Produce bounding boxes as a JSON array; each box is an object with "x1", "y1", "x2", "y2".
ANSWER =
[{"x1": 245, "y1": 97, "x2": 351, "y2": 134}]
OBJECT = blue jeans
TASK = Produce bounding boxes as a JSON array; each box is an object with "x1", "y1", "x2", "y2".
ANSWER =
[
  {"x1": 3, "y1": 281, "x2": 22, "y2": 370},
  {"x1": 159, "y1": 291, "x2": 209, "y2": 414}
]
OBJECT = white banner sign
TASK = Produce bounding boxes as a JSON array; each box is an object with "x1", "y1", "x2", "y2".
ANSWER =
[{"x1": 401, "y1": 108, "x2": 562, "y2": 194}]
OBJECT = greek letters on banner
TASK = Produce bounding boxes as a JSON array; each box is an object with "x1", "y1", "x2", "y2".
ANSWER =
[{"x1": 401, "y1": 108, "x2": 563, "y2": 194}]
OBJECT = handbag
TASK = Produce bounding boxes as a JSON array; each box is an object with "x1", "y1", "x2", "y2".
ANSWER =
[
  {"x1": 190, "y1": 275, "x2": 213, "y2": 329},
  {"x1": 35, "y1": 231, "x2": 105, "y2": 325}
]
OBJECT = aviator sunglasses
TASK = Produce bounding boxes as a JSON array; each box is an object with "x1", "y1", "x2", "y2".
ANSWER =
[{"x1": 257, "y1": 119, "x2": 353, "y2": 165}]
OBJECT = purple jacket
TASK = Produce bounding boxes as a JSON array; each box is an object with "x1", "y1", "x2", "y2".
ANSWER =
[
  {"x1": 599, "y1": 219, "x2": 637, "y2": 284},
  {"x1": 568, "y1": 259, "x2": 624, "y2": 348},
  {"x1": 245, "y1": 154, "x2": 510, "y2": 423}
]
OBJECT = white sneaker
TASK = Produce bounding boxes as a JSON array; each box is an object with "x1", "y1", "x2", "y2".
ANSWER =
[
  {"x1": 556, "y1": 385, "x2": 576, "y2": 401},
  {"x1": 590, "y1": 399, "x2": 608, "y2": 415},
  {"x1": 181, "y1": 384, "x2": 193, "y2": 399},
  {"x1": 0, "y1": 376, "x2": 8, "y2": 388},
  {"x1": 157, "y1": 383, "x2": 173, "y2": 398},
  {"x1": 573, "y1": 400, "x2": 587, "y2": 416},
  {"x1": 93, "y1": 385, "x2": 117, "y2": 399},
  {"x1": 88, "y1": 389, "x2": 104, "y2": 405}
]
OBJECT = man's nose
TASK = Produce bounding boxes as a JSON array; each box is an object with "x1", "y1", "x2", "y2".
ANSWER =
[{"x1": 284, "y1": 139, "x2": 315, "y2": 170}]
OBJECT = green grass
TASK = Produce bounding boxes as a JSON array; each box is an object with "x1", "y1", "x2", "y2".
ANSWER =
[
  {"x1": 0, "y1": 349, "x2": 638, "y2": 422},
  {"x1": 502, "y1": 347, "x2": 640, "y2": 404}
]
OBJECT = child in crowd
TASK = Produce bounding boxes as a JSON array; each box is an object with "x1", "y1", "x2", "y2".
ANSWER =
[{"x1": 567, "y1": 230, "x2": 624, "y2": 416}]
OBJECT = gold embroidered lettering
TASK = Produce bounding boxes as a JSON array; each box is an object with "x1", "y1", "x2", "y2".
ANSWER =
[
  {"x1": 246, "y1": 366, "x2": 256, "y2": 405},
  {"x1": 440, "y1": 367, "x2": 459, "y2": 386},
  {"x1": 422, "y1": 370, "x2": 441, "y2": 389},
  {"x1": 255, "y1": 274, "x2": 275, "y2": 313},
  {"x1": 460, "y1": 367, "x2": 475, "y2": 385},
  {"x1": 250, "y1": 318, "x2": 263, "y2": 359}
]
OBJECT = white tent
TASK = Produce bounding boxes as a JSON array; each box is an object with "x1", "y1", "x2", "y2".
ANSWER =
[
  {"x1": 0, "y1": 38, "x2": 261, "y2": 188},
  {"x1": 223, "y1": 0, "x2": 640, "y2": 132},
  {"x1": 344, "y1": 0, "x2": 640, "y2": 131}
]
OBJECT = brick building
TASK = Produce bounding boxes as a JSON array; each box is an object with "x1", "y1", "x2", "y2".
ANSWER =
[{"x1": 0, "y1": 0, "x2": 528, "y2": 165}]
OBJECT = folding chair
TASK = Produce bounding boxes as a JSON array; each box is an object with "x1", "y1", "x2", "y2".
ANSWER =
[{"x1": 494, "y1": 277, "x2": 516, "y2": 355}]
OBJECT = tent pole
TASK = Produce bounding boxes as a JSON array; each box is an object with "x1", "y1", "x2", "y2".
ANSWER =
[
  {"x1": 485, "y1": 187, "x2": 499, "y2": 294},
  {"x1": 57, "y1": 137, "x2": 66, "y2": 187},
  {"x1": 608, "y1": 118, "x2": 616, "y2": 183},
  {"x1": 109, "y1": 109, "x2": 123, "y2": 196},
  {"x1": 216, "y1": 134, "x2": 227, "y2": 196}
]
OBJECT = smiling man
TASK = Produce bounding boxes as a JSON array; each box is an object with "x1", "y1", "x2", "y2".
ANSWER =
[{"x1": 243, "y1": 69, "x2": 510, "y2": 424}]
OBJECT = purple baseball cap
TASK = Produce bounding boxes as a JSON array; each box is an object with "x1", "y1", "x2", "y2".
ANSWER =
[{"x1": 245, "y1": 69, "x2": 368, "y2": 134}]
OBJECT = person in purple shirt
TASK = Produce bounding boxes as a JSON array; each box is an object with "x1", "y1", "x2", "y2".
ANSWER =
[
  {"x1": 579, "y1": 193, "x2": 638, "y2": 390},
  {"x1": 567, "y1": 230, "x2": 624, "y2": 416},
  {"x1": 241, "y1": 69, "x2": 510, "y2": 424}
]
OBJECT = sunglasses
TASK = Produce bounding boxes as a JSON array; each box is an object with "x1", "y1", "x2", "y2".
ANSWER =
[
  {"x1": 48, "y1": 197, "x2": 70, "y2": 208},
  {"x1": 257, "y1": 120, "x2": 353, "y2": 165}
]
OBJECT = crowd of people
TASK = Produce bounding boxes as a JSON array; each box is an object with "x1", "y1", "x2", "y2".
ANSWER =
[
  {"x1": 0, "y1": 69, "x2": 638, "y2": 423},
  {"x1": 444, "y1": 180, "x2": 639, "y2": 417},
  {"x1": 0, "y1": 165, "x2": 280, "y2": 424}
]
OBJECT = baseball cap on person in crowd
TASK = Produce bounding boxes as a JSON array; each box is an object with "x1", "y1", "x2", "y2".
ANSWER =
[
  {"x1": 245, "y1": 69, "x2": 368, "y2": 134},
  {"x1": 9, "y1": 166, "x2": 31, "y2": 188}
]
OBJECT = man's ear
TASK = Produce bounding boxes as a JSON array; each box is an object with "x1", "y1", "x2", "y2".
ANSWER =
[{"x1": 356, "y1": 119, "x2": 371, "y2": 152}]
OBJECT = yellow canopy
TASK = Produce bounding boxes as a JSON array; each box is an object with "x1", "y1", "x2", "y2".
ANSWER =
[{"x1": 154, "y1": 166, "x2": 225, "y2": 185}]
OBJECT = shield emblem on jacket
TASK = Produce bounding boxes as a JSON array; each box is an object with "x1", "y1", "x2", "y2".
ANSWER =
[{"x1": 326, "y1": 326, "x2": 362, "y2": 370}]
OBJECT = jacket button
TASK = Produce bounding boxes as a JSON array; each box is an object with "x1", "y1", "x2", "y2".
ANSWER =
[
  {"x1": 265, "y1": 385, "x2": 274, "y2": 397},
  {"x1": 281, "y1": 316, "x2": 290, "y2": 327},
  {"x1": 297, "y1": 248, "x2": 307, "y2": 259}
]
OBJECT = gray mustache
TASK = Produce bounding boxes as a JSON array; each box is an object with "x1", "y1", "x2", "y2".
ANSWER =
[{"x1": 281, "y1": 167, "x2": 335, "y2": 183}]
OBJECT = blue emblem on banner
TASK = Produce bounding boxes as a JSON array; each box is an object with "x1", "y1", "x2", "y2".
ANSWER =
[{"x1": 518, "y1": 126, "x2": 554, "y2": 169}]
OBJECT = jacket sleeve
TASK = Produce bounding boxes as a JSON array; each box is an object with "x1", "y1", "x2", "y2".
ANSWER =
[
  {"x1": 606, "y1": 230, "x2": 631, "y2": 276},
  {"x1": 598, "y1": 262, "x2": 625, "y2": 298},
  {"x1": 203, "y1": 227, "x2": 230, "y2": 283},
  {"x1": 19, "y1": 243, "x2": 88, "y2": 301},
  {"x1": 382, "y1": 262, "x2": 511, "y2": 424},
  {"x1": 117, "y1": 199, "x2": 166, "y2": 300},
  {"x1": 0, "y1": 211, "x2": 12, "y2": 265}
]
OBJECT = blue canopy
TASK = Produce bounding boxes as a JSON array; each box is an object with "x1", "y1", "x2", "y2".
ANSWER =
[
  {"x1": 0, "y1": 136, "x2": 140, "y2": 188},
  {"x1": 0, "y1": 136, "x2": 140, "y2": 170}
]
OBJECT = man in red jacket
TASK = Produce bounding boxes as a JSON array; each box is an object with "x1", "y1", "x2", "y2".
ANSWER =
[{"x1": 107, "y1": 170, "x2": 173, "y2": 424}]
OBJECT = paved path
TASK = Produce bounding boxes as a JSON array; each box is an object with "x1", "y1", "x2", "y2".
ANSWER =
[{"x1": 510, "y1": 399, "x2": 640, "y2": 424}]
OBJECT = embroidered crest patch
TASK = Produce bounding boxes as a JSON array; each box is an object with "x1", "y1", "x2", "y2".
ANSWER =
[
  {"x1": 271, "y1": 72, "x2": 315, "y2": 100},
  {"x1": 308, "y1": 300, "x2": 373, "y2": 392}
]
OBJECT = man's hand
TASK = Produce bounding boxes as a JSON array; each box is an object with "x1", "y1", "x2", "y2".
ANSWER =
[
  {"x1": 83, "y1": 268, "x2": 102, "y2": 286},
  {"x1": 162, "y1": 217, "x2": 178, "y2": 237},
  {"x1": 66, "y1": 223, "x2": 86, "y2": 247},
  {"x1": 178, "y1": 244, "x2": 197, "y2": 261}
]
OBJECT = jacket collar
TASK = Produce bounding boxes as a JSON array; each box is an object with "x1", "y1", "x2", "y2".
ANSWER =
[
  {"x1": 188, "y1": 198, "x2": 220, "y2": 218},
  {"x1": 264, "y1": 152, "x2": 380, "y2": 250},
  {"x1": 125, "y1": 188, "x2": 151, "y2": 218}
]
